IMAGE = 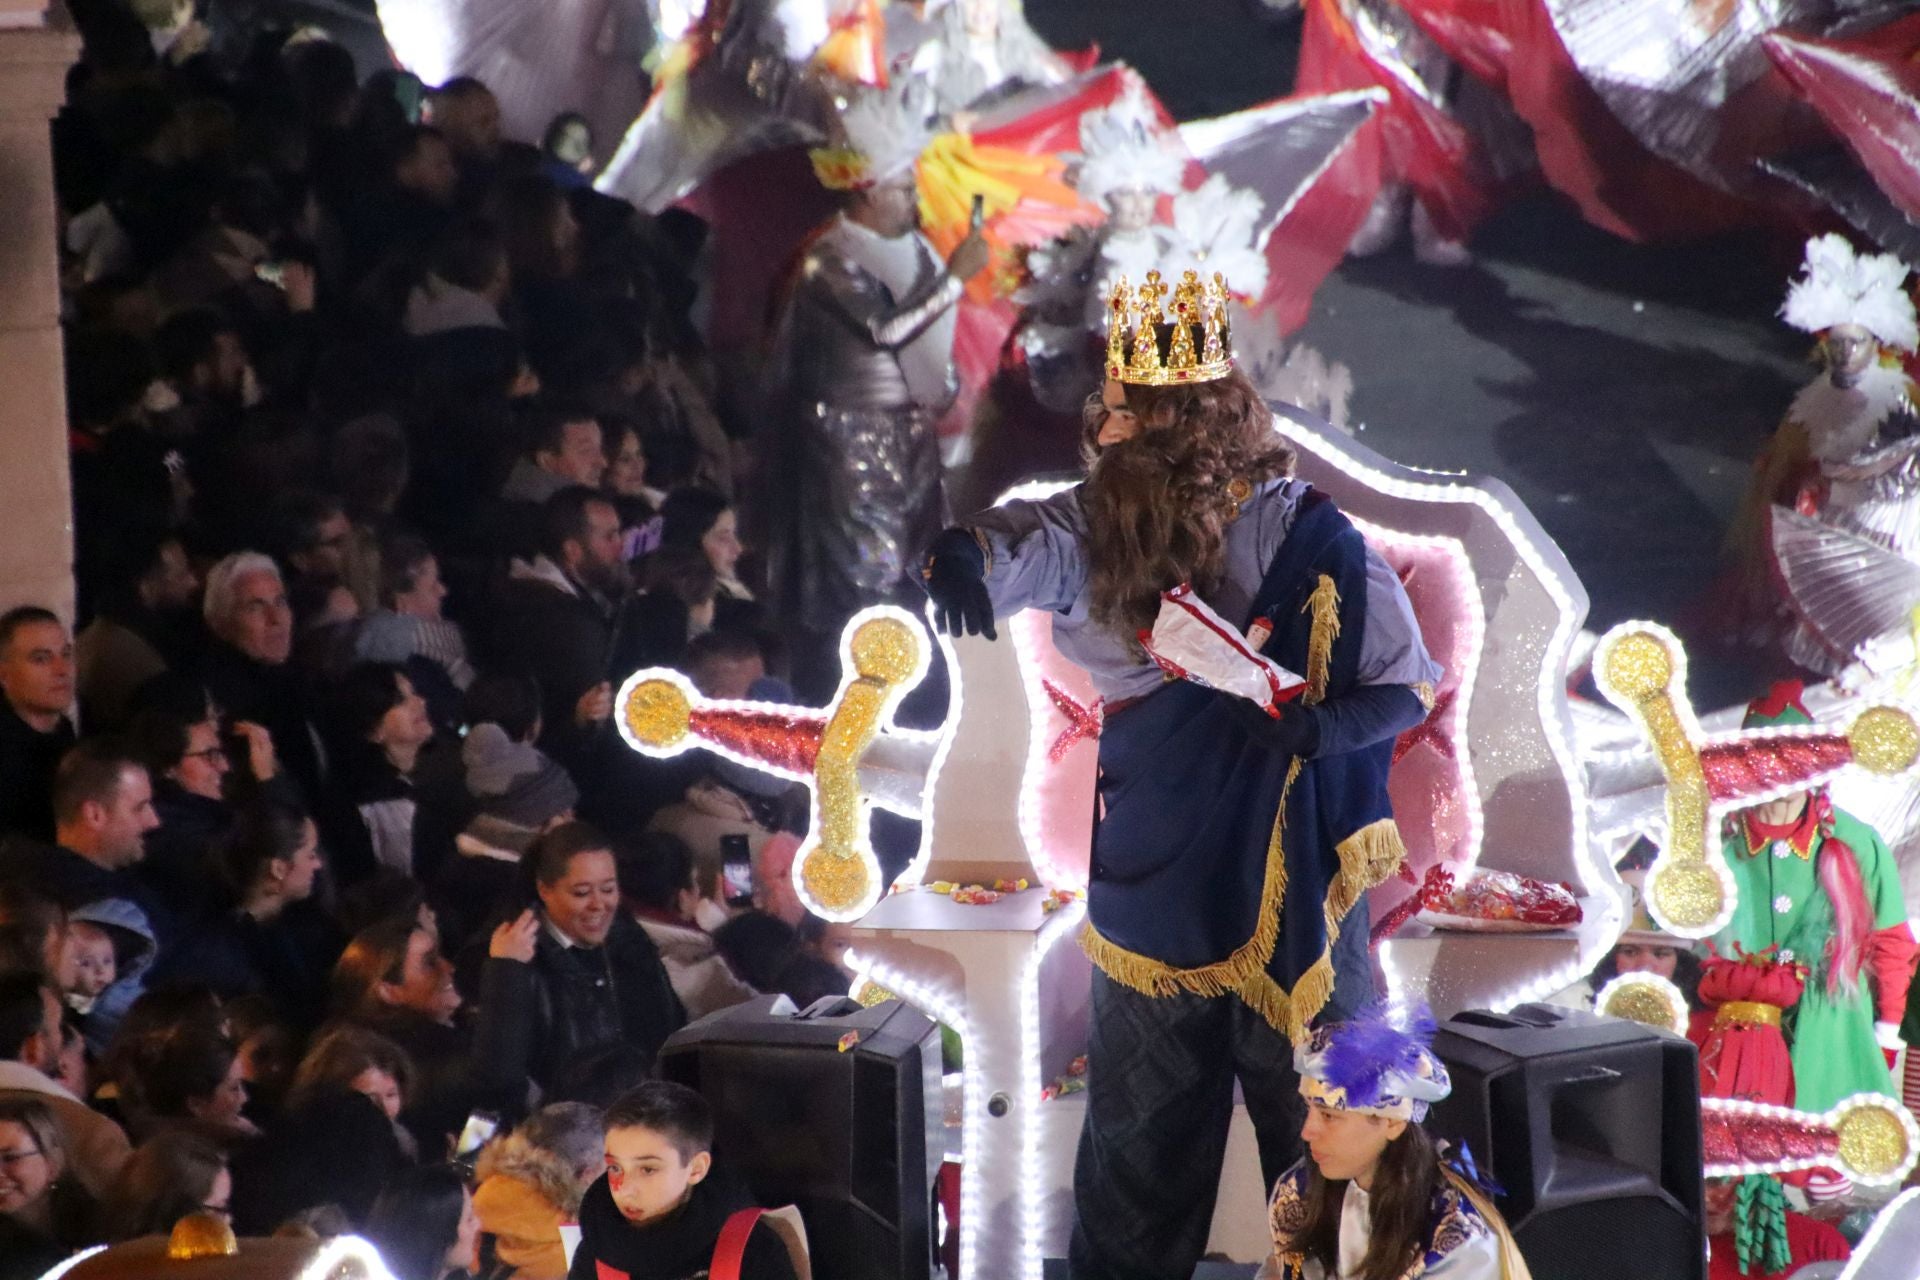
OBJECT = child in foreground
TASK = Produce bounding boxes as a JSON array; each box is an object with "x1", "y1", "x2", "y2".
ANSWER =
[
  {"x1": 1265, "y1": 1003, "x2": 1530, "y2": 1280},
  {"x1": 569, "y1": 1081, "x2": 797, "y2": 1280}
]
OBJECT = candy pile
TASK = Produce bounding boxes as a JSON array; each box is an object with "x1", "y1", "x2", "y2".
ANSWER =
[
  {"x1": 1041, "y1": 1055, "x2": 1089, "y2": 1102},
  {"x1": 1416, "y1": 866, "x2": 1582, "y2": 932}
]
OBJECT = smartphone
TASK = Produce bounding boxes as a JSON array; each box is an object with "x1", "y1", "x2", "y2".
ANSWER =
[
  {"x1": 720, "y1": 834, "x2": 754, "y2": 905},
  {"x1": 969, "y1": 193, "x2": 985, "y2": 231},
  {"x1": 254, "y1": 260, "x2": 287, "y2": 290},
  {"x1": 454, "y1": 1110, "x2": 500, "y2": 1160}
]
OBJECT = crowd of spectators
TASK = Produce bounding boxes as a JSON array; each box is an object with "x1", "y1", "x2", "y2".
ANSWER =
[{"x1": 0, "y1": 3, "x2": 859, "y2": 1275}]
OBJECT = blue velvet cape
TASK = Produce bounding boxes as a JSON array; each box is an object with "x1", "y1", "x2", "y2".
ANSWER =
[{"x1": 1082, "y1": 492, "x2": 1402, "y2": 1037}]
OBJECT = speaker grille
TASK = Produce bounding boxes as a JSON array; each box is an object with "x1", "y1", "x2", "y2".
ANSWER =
[{"x1": 1511, "y1": 1195, "x2": 1703, "y2": 1280}]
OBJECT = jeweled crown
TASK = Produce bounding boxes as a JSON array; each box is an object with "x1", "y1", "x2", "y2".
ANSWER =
[{"x1": 1104, "y1": 268, "x2": 1234, "y2": 386}]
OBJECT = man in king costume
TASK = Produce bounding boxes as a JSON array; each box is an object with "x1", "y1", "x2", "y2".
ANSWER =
[
  {"x1": 767, "y1": 82, "x2": 992, "y2": 694},
  {"x1": 923, "y1": 267, "x2": 1439, "y2": 1279},
  {"x1": 1716, "y1": 681, "x2": 1916, "y2": 1112}
]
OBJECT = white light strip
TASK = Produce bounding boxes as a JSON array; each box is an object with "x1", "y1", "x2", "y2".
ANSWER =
[
  {"x1": 845, "y1": 950, "x2": 983, "y2": 1279},
  {"x1": 1703, "y1": 1094, "x2": 1920, "y2": 1187},
  {"x1": 32, "y1": 1245, "x2": 105, "y2": 1280},
  {"x1": 1348, "y1": 517, "x2": 1488, "y2": 878},
  {"x1": 1020, "y1": 899, "x2": 1089, "y2": 1280},
  {"x1": 998, "y1": 478, "x2": 1086, "y2": 893},
  {"x1": 1594, "y1": 971, "x2": 1689, "y2": 1036},
  {"x1": 1585, "y1": 621, "x2": 1911, "y2": 940},
  {"x1": 1279, "y1": 410, "x2": 1603, "y2": 1010},
  {"x1": 305, "y1": 1237, "x2": 400, "y2": 1280},
  {"x1": 895, "y1": 601, "x2": 969, "y2": 891},
  {"x1": 615, "y1": 604, "x2": 955, "y2": 920},
  {"x1": 1839, "y1": 1186, "x2": 1920, "y2": 1279}
]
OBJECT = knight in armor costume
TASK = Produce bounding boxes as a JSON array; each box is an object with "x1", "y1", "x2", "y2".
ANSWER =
[
  {"x1": 924, "y1": 268, "x2": 1439, "y2": 1280},
  {"x1": 765, "y1": 84, "x2": 991, "y2": 692}
]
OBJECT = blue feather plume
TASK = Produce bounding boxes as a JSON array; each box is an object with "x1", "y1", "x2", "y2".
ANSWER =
[{"x1": 1316, "y1": 1001, "x2": 1437, "y2": 1108}]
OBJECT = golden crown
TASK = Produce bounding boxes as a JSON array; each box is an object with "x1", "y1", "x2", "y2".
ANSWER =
[{"x1": 1105, "y1": 269, "x2": 1233, "y2": 386}]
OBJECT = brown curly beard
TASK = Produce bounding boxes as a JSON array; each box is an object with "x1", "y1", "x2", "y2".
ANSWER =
[{"x1": 1082, "y1": 367, "x2": 1296, "y2": 643}]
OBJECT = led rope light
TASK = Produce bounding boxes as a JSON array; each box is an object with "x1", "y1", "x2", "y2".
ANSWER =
[
  {"x1": 1348, "y1": 517, "x2": 1488, "y2": 879},
  {"x1": 1273, "y1": 412, "x2": 1605, "y2": 1010},
  {"x1": 1019, "y1": 899, "x2": 1089, "y2": 1280},
  {"x1": 845, "y1": 950, "x2": 985, "y2": 1279}
]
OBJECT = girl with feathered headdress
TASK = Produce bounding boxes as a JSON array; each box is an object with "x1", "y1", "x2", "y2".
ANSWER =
[{"x1": 1268, "y1": 1002, "x2": 1530, "y2": 1280}]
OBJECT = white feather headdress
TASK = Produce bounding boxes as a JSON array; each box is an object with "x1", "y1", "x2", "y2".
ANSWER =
[
  {"x1": 1169, "y1": 174, "x2": 1270, "y2": 301},
  {"x1": 1075, "y1": 76, "x2": 1186, "y2": 205},
  {"x1": 1781, "y1": 233, "x2": 1918, "y2": 353}
]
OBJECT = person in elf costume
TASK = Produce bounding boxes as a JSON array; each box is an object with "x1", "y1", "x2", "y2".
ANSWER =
[
  {"x1": 922, "y1": 265, "x2": 1439, "y2": 1279},
  {"x1": 1716, "y1": 680, "x2": 1916, "y2": 1112},
  {"x1": 1264, "y1": 1002, "x2": 1528, "y2": 1280}
]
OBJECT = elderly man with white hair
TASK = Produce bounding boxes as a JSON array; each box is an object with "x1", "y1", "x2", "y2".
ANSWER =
[{"x1": 194, "y1": 552, "x2": 330, "y2": 807}]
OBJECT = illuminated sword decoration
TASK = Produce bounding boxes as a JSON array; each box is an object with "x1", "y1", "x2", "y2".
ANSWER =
[
  {"x1": 1593, "y1": 621, "x2": 1920, "y2": 938},
  {"x1": 616, "y1": 604, "x2": 950, "y2": 921}
]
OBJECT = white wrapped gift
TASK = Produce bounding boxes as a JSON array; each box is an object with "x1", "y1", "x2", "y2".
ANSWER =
[{"x1": 1138, "y1": 583, "x2": 1305, "y2": 715}]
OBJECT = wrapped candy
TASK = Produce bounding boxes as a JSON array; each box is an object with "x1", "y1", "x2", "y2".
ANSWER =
[
  {"x1": 1416, "y1": 867, "x2": 1583, "y2": 932},
  {"x1": 1138, "y1": 584, "x2": 1305, "y2": 716}
]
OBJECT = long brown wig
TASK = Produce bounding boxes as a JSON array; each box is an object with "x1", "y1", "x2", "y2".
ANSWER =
[
  {"x1": 1297, "y1": 1121, "x2": 1440, "y2": 1280},
  {"x1": 1081, "y1": 366, "x2": 1295, "y2": 642}
]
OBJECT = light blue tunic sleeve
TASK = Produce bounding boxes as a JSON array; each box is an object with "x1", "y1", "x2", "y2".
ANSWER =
[
  {"x1": 966, "y1": 485, "x2": 1091, "y2": 618},
  {"x1": 1357, "y1": 545, "x2": 1445, "y2": 694}
]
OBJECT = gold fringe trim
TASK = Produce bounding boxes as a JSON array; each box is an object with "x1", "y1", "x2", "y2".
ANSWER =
[
  {"x1": 1230, "y1": 818, "x2": 1405, "y2": 1040},
  {"x1": 1080, "y1": 758, "x2": 1303, "y2": 1001},
  {"x1": 1236, "y1": 954, "x2": 1335, "y2": 1043},
  {"x1": 1302, "y1": 574, "x2": 1340, "y2": 707},
  {"x1": 1333, "y1": 818, "x2": 1407, "y2": 910}
]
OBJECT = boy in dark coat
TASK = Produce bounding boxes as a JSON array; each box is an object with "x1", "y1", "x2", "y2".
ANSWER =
[{"x1": 570, "y1": 1081, "x2": 795, "y2": 1280}]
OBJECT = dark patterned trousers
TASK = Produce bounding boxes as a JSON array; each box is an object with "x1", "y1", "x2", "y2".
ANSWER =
[{"x1": 1068, "y1": 902, "x2": 1375, "y2": 1280}]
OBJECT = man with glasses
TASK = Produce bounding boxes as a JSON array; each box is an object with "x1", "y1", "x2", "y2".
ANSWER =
[{"x1": 131, "y1": 690, "x2": 285, "y2": 925}]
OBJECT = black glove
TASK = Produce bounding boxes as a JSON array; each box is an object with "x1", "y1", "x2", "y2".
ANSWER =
[
  {"x1": 1226, "y1": 694, "x2": 1321, "y2": 758},
  {"x1": 922, "y1": 527, "x2": 997, "y2": 640}
]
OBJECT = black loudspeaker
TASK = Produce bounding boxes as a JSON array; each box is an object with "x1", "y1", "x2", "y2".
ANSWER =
[
  {"x1": 658, "y1": 996, "x2": 946, "y2": 1280},
  {"x1": 1428, "y1": 1004, "x2": 1706, "y2": 1280}
]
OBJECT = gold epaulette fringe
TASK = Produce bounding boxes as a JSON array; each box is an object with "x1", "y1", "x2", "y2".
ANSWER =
[{"x1": 1302, "y1": 574, "x2": 1340, "y2": 706}]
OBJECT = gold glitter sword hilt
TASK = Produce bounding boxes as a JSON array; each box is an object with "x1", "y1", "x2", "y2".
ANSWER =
[
  {"x1": 796, "y1": 613, "x2": 928, "y2": 920},
  {"x1": 1703, "y1": 1095, "x2": 1920, "y2": 1187},
  {"x1": 1595, "y1": 625, "x2": 1731, "y2": 937}
]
